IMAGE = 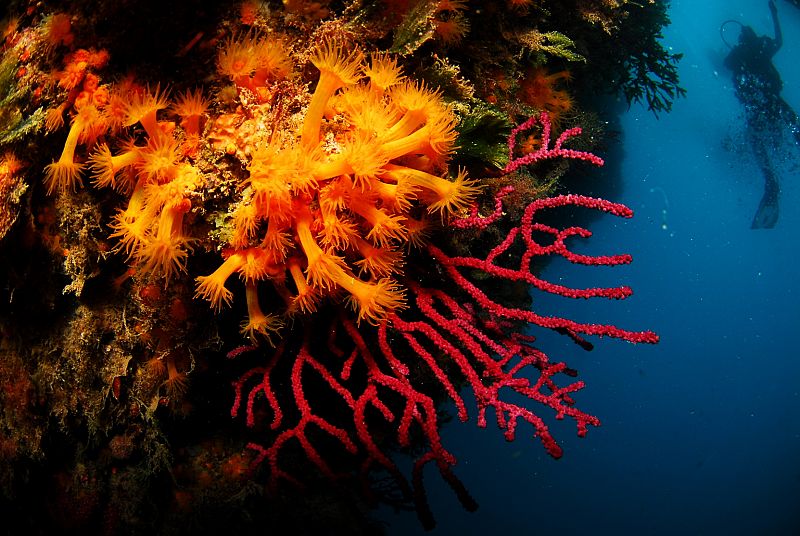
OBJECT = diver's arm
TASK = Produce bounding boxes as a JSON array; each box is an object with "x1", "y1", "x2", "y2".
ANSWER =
[{"x1": 769, "y1": 0, "x2": 783, "y2": 50}]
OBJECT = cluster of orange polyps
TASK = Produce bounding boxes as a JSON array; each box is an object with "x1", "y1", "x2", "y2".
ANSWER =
[
  {"x1": 44, "y1": 58, "x2": 210, "y2": 281},
  {"x1": 195, "y1": 39, "x2": 480, "y2": 342}
]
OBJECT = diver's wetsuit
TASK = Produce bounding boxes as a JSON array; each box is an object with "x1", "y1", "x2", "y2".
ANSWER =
[{"x1": 723, "y1": 1, "x2": 799, "y2": 228}]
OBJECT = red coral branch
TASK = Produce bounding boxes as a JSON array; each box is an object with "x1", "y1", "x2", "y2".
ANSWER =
[
  {"x1": 504, "y1": 110, "x2": 605, "y2": 173},
  {"x1": 430, "y1": 193, "x2": 660, "y2": 343},
  {"x1": 452, "y1": 184, "x2": 514, "y2": 230}
]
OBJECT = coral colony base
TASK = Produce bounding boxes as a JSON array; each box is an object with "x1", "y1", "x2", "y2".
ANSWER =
[{"x1": 0, "y1": 2, "x2": 667, "y2": 532}]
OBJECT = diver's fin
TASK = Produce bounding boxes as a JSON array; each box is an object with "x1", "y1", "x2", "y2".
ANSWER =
[{"x1": 751, "y1": 184, "x2": 779, "y2": 229}]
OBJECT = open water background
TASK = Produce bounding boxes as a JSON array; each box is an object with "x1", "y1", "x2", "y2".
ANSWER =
[{"x1": 382, "y1": 1, "x2": 800, "y2": 534}]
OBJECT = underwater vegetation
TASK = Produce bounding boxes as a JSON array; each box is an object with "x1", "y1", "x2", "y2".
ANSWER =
[{"x1": 0, "y1": 1, "x2": 674, "y2": 533}]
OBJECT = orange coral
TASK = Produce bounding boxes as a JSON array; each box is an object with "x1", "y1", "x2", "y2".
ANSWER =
[
  {"x1": 239, "y1": 0, "x2": 262, "y2": 25},
  {"x1": 88, "y1": 139, "x2": 140, "y2": 190},
  {"x1": 123, "y1": 84, "x2": 169, "y2": 138},
  {"x1": 363, "y1": 53, "x2": 405, "y2": 95},
  {"x1": 241, "y1": 281, "x2": 284, "y2": 344},
  {"x1": 44, "y1": 61, "x2": 206, "y2": 282},
  {"x1": 173, "y1": 88, "x2": 209, "y2": 140},
  {"x1": 434, "y1": 17, "x2": 469, "y2": 46},
  {"x1": 163, "y1": 353, "x2": 189, "y2": 400},
  {"x1": 43, "y1": 12, "x2": 73, "y2": 48},
  {"x1": 301, "y1": 41, "x2": 364, "y2": 146},
  {"x1": 217, "y1": 31, "x2": 291, "y2": 101},
  {"x1": 196, "y1": 42, "x2": 480, "y2": 335},
  {"x1": 135, "y1": 195, "x2": 194, "y2": 280},
  {"x1": 41, "y1": 33, "x2": 478, "y2": 340},
  {"x1": 518, "y1": 67, "x2": 574, "y2": 123},
  {"x1": 100, "y1": 87, "x2": 205, "y2": 280},
  {"x1": 43, "y1": 104, "x2": 103, "y2": 194}
]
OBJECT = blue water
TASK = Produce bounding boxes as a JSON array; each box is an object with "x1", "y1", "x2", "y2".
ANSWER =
[{"x1": 382, "y1": 1, "x2": 800, "y2": 534}]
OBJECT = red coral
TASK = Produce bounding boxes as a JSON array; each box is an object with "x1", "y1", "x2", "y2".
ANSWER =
[{"x1": 227, "y1": 116, "x2": 657, "y2": 526}]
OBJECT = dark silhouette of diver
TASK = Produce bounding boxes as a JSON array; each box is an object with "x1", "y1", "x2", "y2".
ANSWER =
[{"x1": 723, "y1": 0, "x2": 800, "y2": 228}]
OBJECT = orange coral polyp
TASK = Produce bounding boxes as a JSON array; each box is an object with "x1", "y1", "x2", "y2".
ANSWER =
[
  {"x1": 143, "y1": 167, "x2": 198, "y2": 210},
  {"x1": 319, "y1": 208, "x2": 358, "y2": 250},
  {"x1": 296, "y1": 200, "x2": 406, "y2": 324},
  {"x1": 124, "y1": 85, "x2": 169, "y2": 139},
  {"x1": 218, "y1": 34, "x2": 259, "y2": 80},
  {"x1": 318, "y1": 177, "x2": 351, "y2": 212},
  {"x1": 43, "y1": 106, "x2": 99, "y2": 194},
  {"x1": 137, "y1": 199, "x2": 192, "y2": 280},
  {"x1": 173, "y1": 89, "x2": 209, "y2": 136},
  {"x1": 519, "y1": 67, "x2": 574, "y2": 121},
  {"x1": 252, "y1": 37, "x2": 292, "y2": 80},
  {"x1": 386, "y1": 118, "x2": 457, "y2": 162},
  {"x1": 310, "y1": 41, "x2": 364, "y2": 88},
  {"x1": 306, "y1": 250, "x2": 350, "y2": 292},
  {"x1": 405, "y1": 216, "x2": 431, "y2": 249},
  {"x1": 110, "y1": 214, "x2": 151, "y2": 258},
  {"x1": 379, "y1": 107, "x2": 458, "y2": 160},
  {"x1": 218, "y1": 31, "x2": 291, "y2": 93},
  {"x1": 138, "y1": 135, "x2": 182, "y2": 184},
  {"x1": 379, "y1": 125, "x2": 433, "y2": 161},
  {"x1": 295, "y1": 207, "x2": 347, "y2": 290},
  {"x1": 336, "y1": 85, "x2": 398, "y2": 137},
  {"x1": 364, "y1": 53, "x2": 405, "y2": 94},
  {"x1": 343, "y1": 137, "x2": 388, "y2": 183},
  {"x1": 352, "y1": 236, "x2": 403, "y2": 278},
  {"x1": 434, "y1": 15, "x2": 470, "y2": 46},
  {"x1": 43, "y1": 159, "x2": 83, "y2": 195},
  {"x1": 44, "y1": 13, "x2": 74, "y2": 48},
  {"x1": 241, "y1": 281, "x2": 284, "y2": 345},
  {"x1": 384, "y1": 164, "x2": 480, "y2": 216},
  {"x1": 163, "y1": 356, "x2": 189, "y2": 399},
  {"x1": 89, "y1": 143, "x2": 139, "y2": 189},
  {"x1": 195, "y1": 251, "x2": 248, "y2": 311},
  {"x1": 157, "y1": 198, "x2": 191, "y2": 240},
  {"x1": 383, "y1": 108, "x2": 428, "y2": 143},
  {"x1": 239, "y1": 247, "x2": 273, "y2": 282},
  {"x1": 312, "y1": 137, "x2": 387, "y2": 185},
  {"x1": 301, "y1": 43, "x2": 364, "y2": 147},
  {"x1": 45, "y1": 104, "x2": 67, "y2": 132},
  {"x1": 371, "y1": 176, "x2": 418, "y2": 212},
  {"x1": 137, "y1": 232, "x2": 190, "y2": 281},
  {"x1": 109, "y1": 180, "x2": 153, "y2": 256},
  {"x1": 390, "y1": 80, "x2": 441, "y2": 112},
  {"x1": 230, "y1": 202, "x2": 259, "y2": 248},
  {"x1": 261, "y1": 218, "x2": 292, "y2": 264},
  {"x1": 102, "y1": 90, "x2": 130, "y2": 133},
  {"x1": 250, "y1": 174, "x2": 293, "y2": 221},
  {"x1": 287, "y1": 258, "x2": 319, "y2": 314},
  {"x1": 341, "y1": 277, "x2": 406, "y2": 326},
  {"x1": 385, "y1": 81, "x2": 444, "y2": 136},
  {"x1": 301, "y1": 73, "x2": 343, "y2": 147},
  {"x1": 348, "y1": 195, "x2": 408, "y2": 247}
]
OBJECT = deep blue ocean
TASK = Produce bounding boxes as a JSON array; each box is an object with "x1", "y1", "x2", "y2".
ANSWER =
[{"x1": 381, "y1": 1, "x2": 800, "y2": 534}]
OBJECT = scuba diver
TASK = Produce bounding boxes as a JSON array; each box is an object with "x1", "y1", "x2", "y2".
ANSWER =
[{"x1": 722, "y1": 0, "x2": 800, "y2": 228}]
